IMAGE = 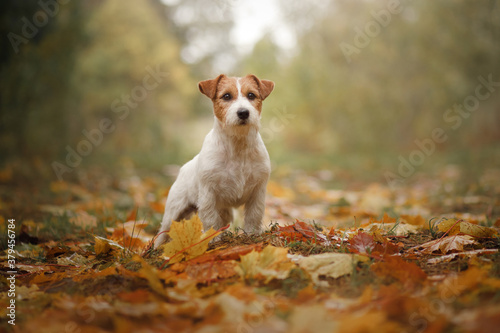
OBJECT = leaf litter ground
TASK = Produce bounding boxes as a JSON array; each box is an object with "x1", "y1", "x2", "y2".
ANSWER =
[{"x1": 1, "y1": 165, "x2": 500, "y2": 332}]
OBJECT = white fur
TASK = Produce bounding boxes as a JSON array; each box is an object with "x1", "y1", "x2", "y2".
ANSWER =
[{"x1": 154, "y1": 78, "x2": 271, "y2": 248}]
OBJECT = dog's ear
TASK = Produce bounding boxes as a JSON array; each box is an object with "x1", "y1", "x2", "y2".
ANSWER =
[
  {"x1": 198, "y1": 74, "x2": 226, "y2": 99},
  {"x1": 259, "y1": 79, "x2": 275, "y2": 100},
  {"x1": 246, "y1": 74, "x2": 275, "y2": 100}
]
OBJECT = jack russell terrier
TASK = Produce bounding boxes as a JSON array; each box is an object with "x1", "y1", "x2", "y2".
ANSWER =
[{"x1": 154, "y1": 74, "x2": 274, "y2": 248}]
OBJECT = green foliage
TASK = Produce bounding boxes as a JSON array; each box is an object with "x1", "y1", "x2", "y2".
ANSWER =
[{"x1": 1, "y1": 0, "x2": 499, "y2": 178}]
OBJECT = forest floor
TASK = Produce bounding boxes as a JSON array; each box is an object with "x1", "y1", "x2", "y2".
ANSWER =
[{"x1": 1, "y1": 162, "x2": 500, "y2": 333}]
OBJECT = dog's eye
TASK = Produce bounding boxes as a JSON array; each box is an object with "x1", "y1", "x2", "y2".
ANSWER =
[
  {"x1": 247, "y1": 92, "x2": 256, "y2": 100},
  {"x1": 222, "y1": 93, "x2": 232, "y2": 101}
]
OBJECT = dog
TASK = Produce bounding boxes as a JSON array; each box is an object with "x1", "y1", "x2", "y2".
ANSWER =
[{"x1": 154, "y1": 74, "x2": 274, "y2": 248}]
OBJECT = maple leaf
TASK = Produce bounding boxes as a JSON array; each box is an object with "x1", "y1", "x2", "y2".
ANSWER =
[
  {"x1": 417, "y1": 235, "x2": 476, "y2": 254},
  {"x1": 348, "y1": 231, "x2": 401, "y2": 257},
  {"x1": 160, "y1": 214, "x2": 221, "y2": 263},
  {"x1": 275, "y1": 220, "x2": 326, "y2": 243},
  {"x1": 349, "y1": 231, "x2": 376, "y2": 254},
  {"x1": 236, "y1": 245, "x2": 296, "y2": 283}
]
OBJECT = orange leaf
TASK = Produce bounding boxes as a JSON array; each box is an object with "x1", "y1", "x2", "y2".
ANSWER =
[
  {"x1": 371, "y1": 256, "x2": 427, "y2": 287},
  {"x1": 190, "y1": 243, "x2": 264, "y2": 264},
  {"x1": 117, "y1": 289, "x2": 152, "y2": 303},
  {"x1": 185, "y1": 260, "x2": 238, "y2": 281},
  {"x1": 149, "y1": 201, "x2": 165, "y2": 213},
  {"x1": 126, "y1": 208, "x2": 138, "y2": 222},
  {"x1": 400, "y1": 214, "x2": 425, "y2": 226},
  {"x1": 275, "y1": 220, "x2": 323, "y2": 243}
]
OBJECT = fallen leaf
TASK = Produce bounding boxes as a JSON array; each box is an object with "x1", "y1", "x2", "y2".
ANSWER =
[
  {"x1": 292, "y1": 252, "x2": 357, "y2": 287},
  {"x1": 349, "y1": 231, "x2": 376, "y2": 254},
  {"x1": 236, "y1": 245, "x2": 296, "y2": 283},
  {"x1": 133, "y1": 255, "x2": 167, "y2": 297},
  {"x1": 31, "y1": 271, "x2": 68, "y2": 285},
  {"x1": 416, "y1": 235, "x2": 476, "y2": 254},
  {"x1": 149, "y1": 201, "x2": 165, "y2": 213},
  {"x1": 427, "y1": 249, "x2": 498, "y2": 264},
  {"x1": 117, "y1": 289, "x2": 152, "y2": 304},
  {"x1": 368, "y1": 222, "x2": 419, "y2": 236},
  {"x1": 275, "y1": 220, "x2": 326, "y2": 243},
  {"x1": 435, "y1": 218, "x2": 497, "y2": 238},
  {"x1": 56, "y1": 253, "x2": 89, "y2": 266},
  {"x1": 400, "y1": 214, "x2": 426, "y2": 226},
  {"x1": 108, "y1": 220, "x2": 152, "y2": 250},
  {"x1": 458, "y1": 221, "x2": 497, "y2": 238},
  {"x1": 190, "y1": 243, "x2": 264, "y2": 264},
  {"x1": 185, "y1": 260, "x2": 238, "y2": 281},
  {"x1": 94, "y1": 235, "x2": 124, "y2": 255},
  {"x1": 371, "y1": 256, "x2": 427, "y2": 287},
  {"x1": 160, "y1": 214, "x2": 221, "y2": 263}
]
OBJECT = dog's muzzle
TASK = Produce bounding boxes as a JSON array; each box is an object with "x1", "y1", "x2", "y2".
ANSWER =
[{"x1": 237, "y1": 108, "x2": 250, "y2": 125}]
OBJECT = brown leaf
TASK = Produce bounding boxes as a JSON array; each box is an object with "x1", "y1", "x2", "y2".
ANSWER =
[
  {"x1": 185, "y1": 260, "x2": 238, "y2": 281},
  {"x1": 190, "y1": 243, "x2": 264, "y2": 264},
  {"x1": 371, "y1": 256, "x2": 427, "y2": 287},
  {"x1": 400, "y1": 214, "x2": 426, "y2": 226},
  {"x1": 349, "y1": 231, "x2": 377, "y2": 254},
  {"x1": 417, "y1": 235, "x2": 476, "y2": 254}
]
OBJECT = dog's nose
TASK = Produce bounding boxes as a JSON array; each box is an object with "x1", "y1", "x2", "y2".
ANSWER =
[{"x1": 237, "y1": 109, "x2": 250, "y2": 120}]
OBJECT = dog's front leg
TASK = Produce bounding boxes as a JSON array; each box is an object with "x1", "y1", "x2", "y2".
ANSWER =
[
  {"x1": 243, "y1": 183, "x2": 267, "y2": 234},
  {"x1": 197, "y1": 186, "x2": 232, "y2": 232}
]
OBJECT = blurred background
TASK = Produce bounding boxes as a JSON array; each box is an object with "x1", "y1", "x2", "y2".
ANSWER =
[{"x1": 1, "y1": 0, "x2": 499, "y2": 185}]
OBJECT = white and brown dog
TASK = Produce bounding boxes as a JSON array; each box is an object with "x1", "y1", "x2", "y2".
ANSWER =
[{"x1": 154, "y1": 74, "x2": 274, "y2": 248}]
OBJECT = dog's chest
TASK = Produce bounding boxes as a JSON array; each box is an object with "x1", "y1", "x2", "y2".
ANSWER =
[{"x1": 212, "y1": 155, "x2": 268, "y2": 205}]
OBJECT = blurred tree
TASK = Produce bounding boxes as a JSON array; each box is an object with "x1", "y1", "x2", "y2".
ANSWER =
[
  {"x1": 0, "y1": 0, "x2": 197, "y2": 175},
  {"x1": 71, "y1": 0, "x2": 195, "y2": 164},
  {"x1": 267, "y1": 0, "x2": 500, "y2": 165},
  {"x1": 161, "y1": 0, "x2": 236, "y2": 79},
  {"x1": 0, "y1": 0, "x2": 87, "y2": 160}
]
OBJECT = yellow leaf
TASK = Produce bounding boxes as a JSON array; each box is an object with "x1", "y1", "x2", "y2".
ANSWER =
[
  {"x1": 132, "y1": 255, "x2": 166, "y2": 297},
  {"x1": 94, "y1": 236, "x2": 112, "y2": 255},
  {"x1": 236, "y1": 245, "x2": 296, "y2": 283},
  {"x1": 458, "y1": 221, "x2": 497, "y2": 238},
  {"x1": 437, "y1": 219, "x2": 497, "y2": 238},
  {"x1": 293, "y1": 252, "x2": 357, "y2": 287},
  {"x1": 437, "y1": 218, "x2": 461, "y2": 234},
  {"x1": 161, "y1": 214, "x2": 220, "y2": 263},
  {"x1": 94, "y1": 235, "x2": 126, "y2": 255}
]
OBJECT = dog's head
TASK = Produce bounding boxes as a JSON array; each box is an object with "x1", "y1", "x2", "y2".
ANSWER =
[{"x1": 198, "y1": 74, "x2": 274, "y2": 129}]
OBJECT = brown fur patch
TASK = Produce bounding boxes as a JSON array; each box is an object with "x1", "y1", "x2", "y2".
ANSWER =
[
  {"x1": 211, "y1": 76, "x2": 238, "y2": 122},
  {"x1": 239, "y1": 75, "x2": 263, "y2": 114}
]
